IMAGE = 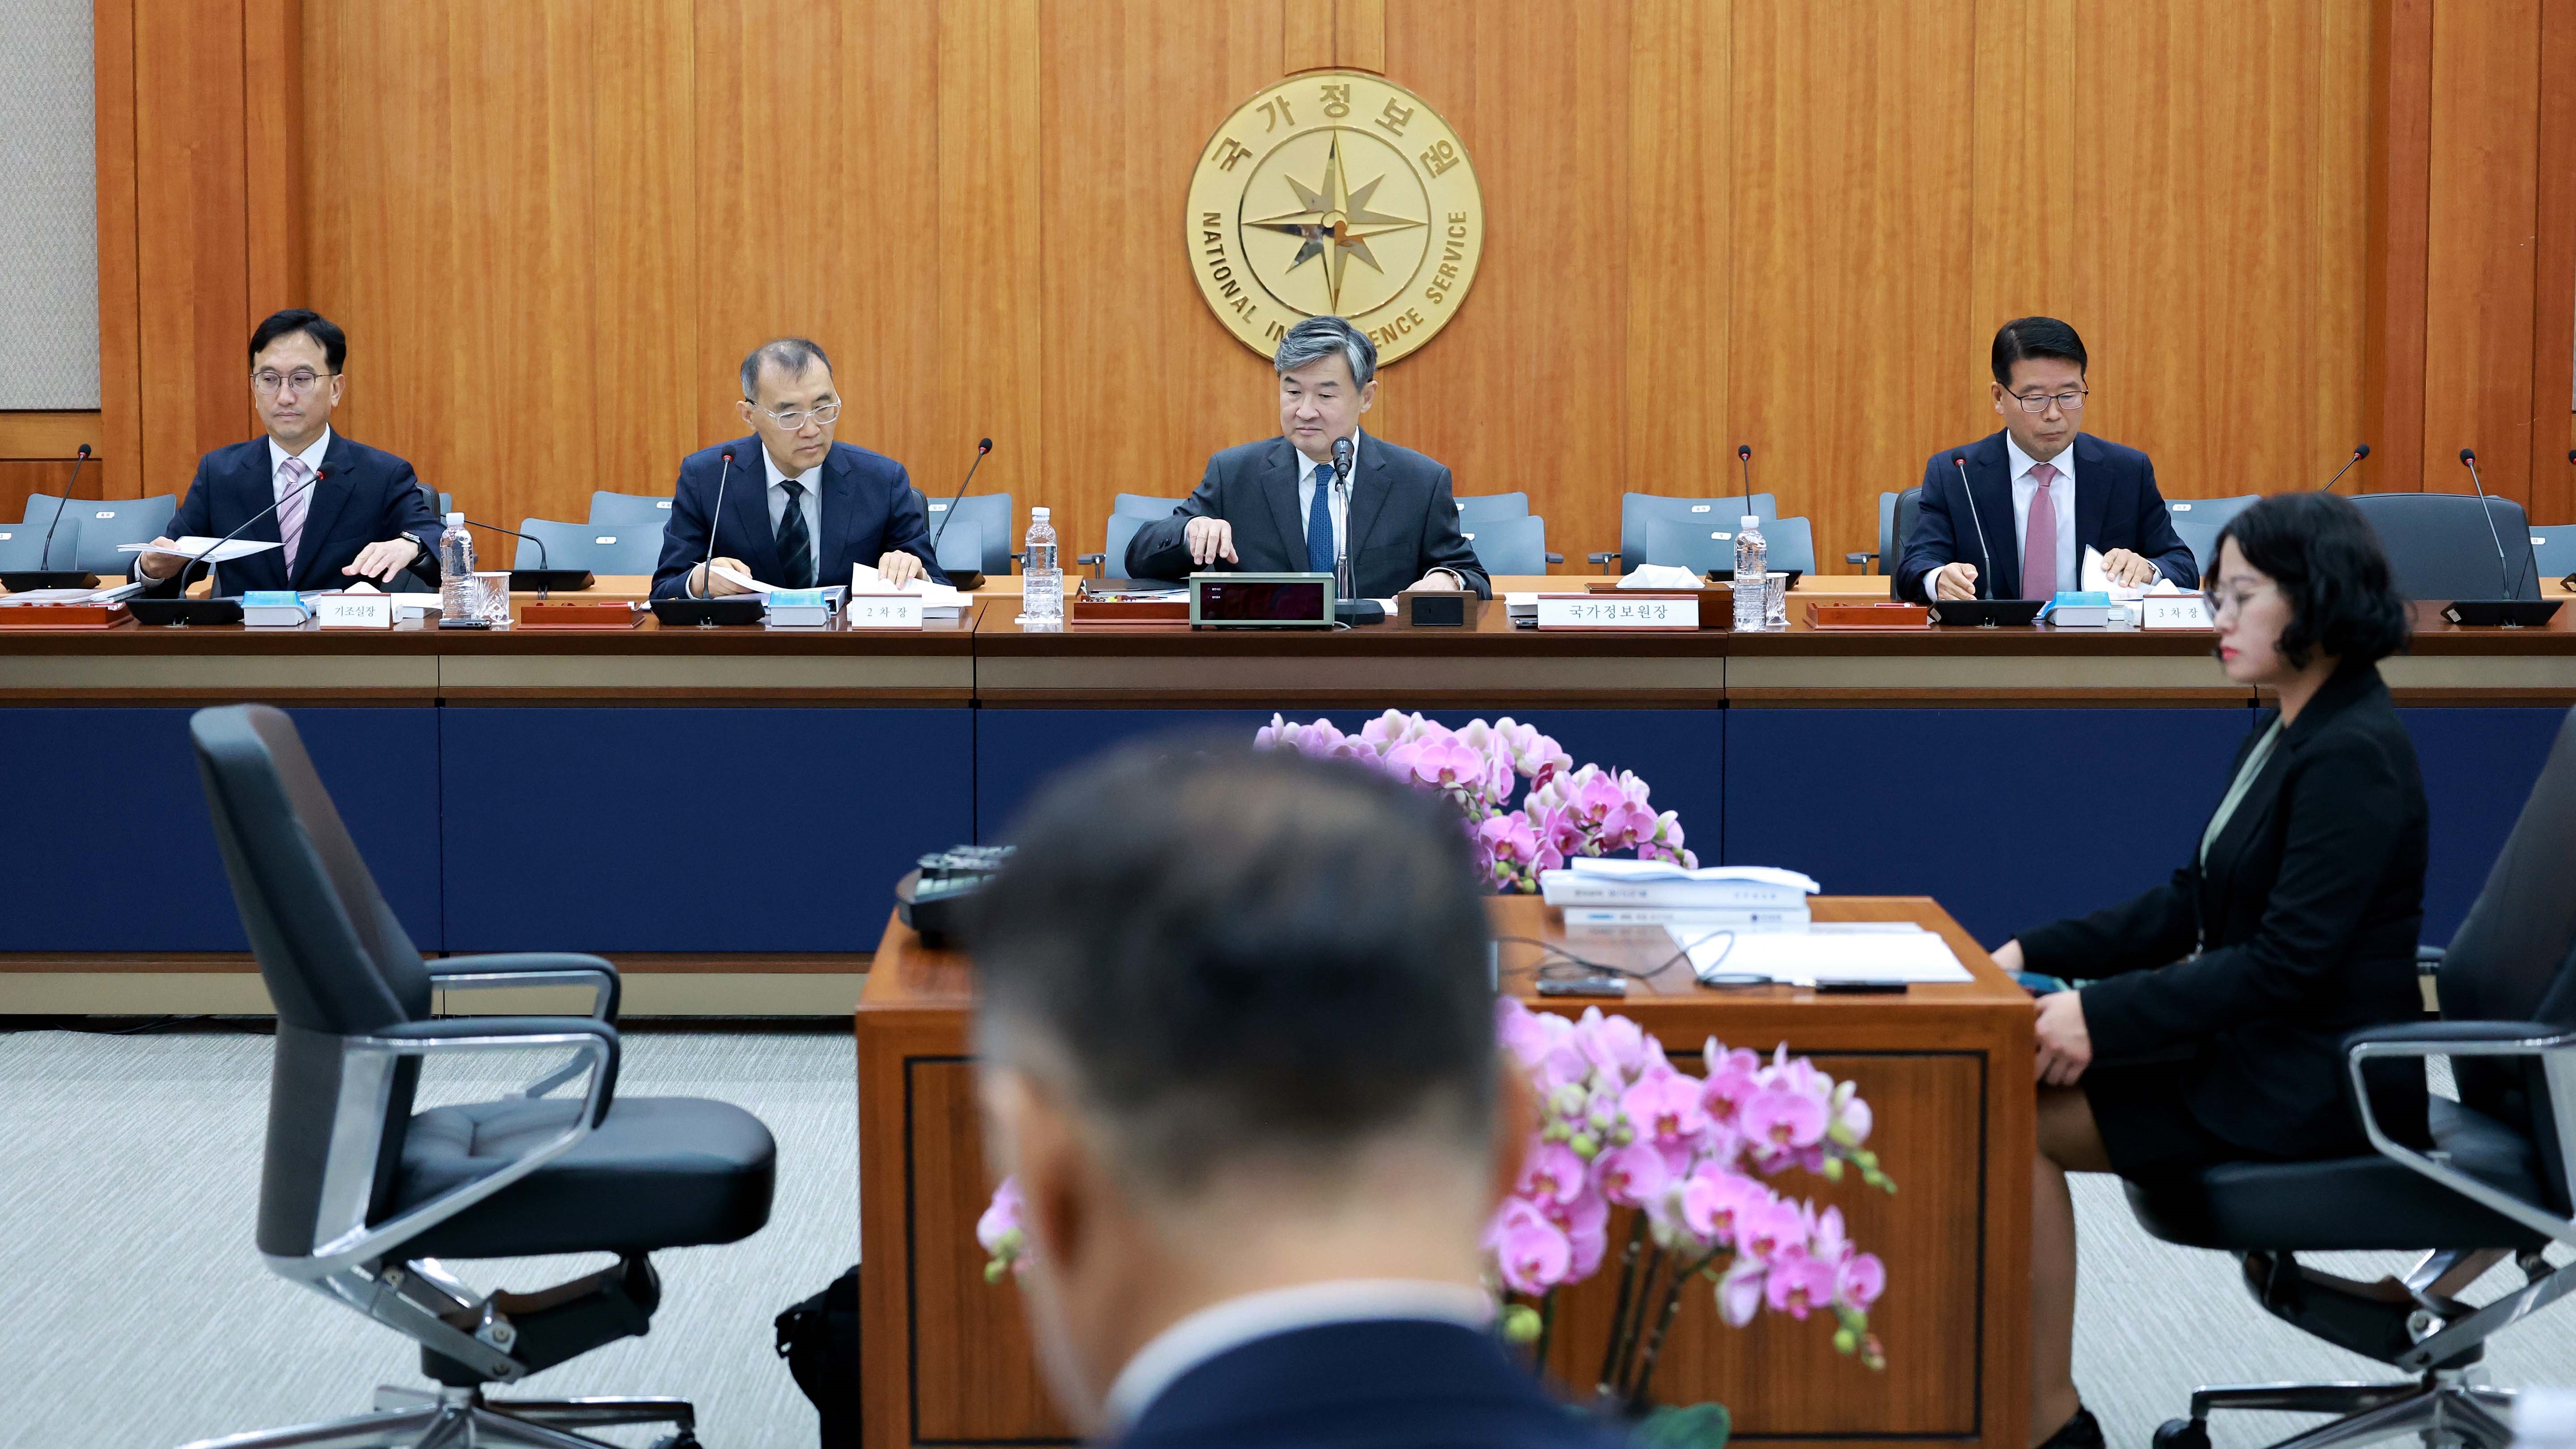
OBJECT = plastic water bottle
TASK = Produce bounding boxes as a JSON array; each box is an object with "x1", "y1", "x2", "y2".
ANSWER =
[
  {"x1": 1732, "y1": 514, "x2": 1767, "y2": 631},
  {"x1": 1020, "y1": 507, "x2": 1061, "y2": 624},
  {"x1": 437, "y1": 512, "x2": 476, "y2": 620}
]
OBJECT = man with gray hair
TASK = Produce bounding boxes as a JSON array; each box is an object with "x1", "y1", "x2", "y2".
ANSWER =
[
  {"x1": 1125, "y1": 316, "x2": 1487, "y2": 598},
  {"x1": 650, "y1": 337, "x2": 944, "y2": 597}
]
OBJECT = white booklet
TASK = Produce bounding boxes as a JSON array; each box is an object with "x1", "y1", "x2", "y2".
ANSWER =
[
  {"x1": 118, "y1": 536, "x2": 282, "y2": 563},
  {"x1": 1681, "y1": 923, "x2": 1972, "y2": 985}
]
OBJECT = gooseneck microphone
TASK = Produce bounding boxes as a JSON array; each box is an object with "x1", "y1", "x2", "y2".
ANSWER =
[
  {"x1": 2457, "y1": 449, "x2": 2528, "y2": 599},
  {"x1": 1330, "y1": 434, "x2": 1356, "y2": 600},
  {"x1": 461, "y1": 518, "x2": 556, "y2": 598},
  {"x1": 926, "y1": 438, "x2": 995, "y2": 578},
  {"x1": 1736, "y1": 444, "x2": 1754, "y2": 517},
  {"x1": 1952, "y1": 452, "x2": 1995, "y2": 601},
  {"x1": 2318, "y1": 443, "x2": 2370, "y2": 491},
  {"x1": 166, "y1": 463, "x2": 334, "y2": 599},
  {"x1": 36, "y1": 443, "x2": 92, "y2": 572},
  {"x1": 693, "y1": 448, "x2": 736, "y2": 599}
]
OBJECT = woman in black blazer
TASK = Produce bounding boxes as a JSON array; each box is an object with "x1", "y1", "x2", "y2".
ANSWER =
[{"x1": 1991, "y1": 491, "x2": 2427, "y2": 1449}]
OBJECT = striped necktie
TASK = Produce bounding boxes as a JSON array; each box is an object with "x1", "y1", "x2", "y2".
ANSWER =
[{"x1": 277, "y1": 457, "x2": 313, "y2": 576}]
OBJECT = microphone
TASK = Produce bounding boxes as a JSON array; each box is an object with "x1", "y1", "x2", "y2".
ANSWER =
[
  {"x1": 1951, "y1": 453, "x2": 1996, "y2": 602},
  {"x1": 35, "y1": 443, "x2": 92, "y2": 574},
  {"x1": 1737, "y1": 444, "x2": 1754, "y2": 517},
  {"x1": 165, "y1": 463, "x2": 334, "y2": 601},
  {"x1": 458, "y1": 518, "x2": 567, "y2": 599},
  {"x1": 2456, "y1": 449, "x2": 2528, "y2": 600},
  {"x1": 927, "y1": 437, "x2": 994, "y2": 586},
  {"x1": 1331, "y1": 435, "x2": 1356, "y2": 602},
  {"x1": 693, "y1": 448, "x2": 737, "y2": 599},
  {"x1": 2318, "y1": 443, "x2": 2369, "y2": 492}
]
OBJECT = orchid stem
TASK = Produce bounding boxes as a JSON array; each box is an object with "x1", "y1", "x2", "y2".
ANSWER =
[
  {"x1": 1625, "y1": 1249, "x2": 1723, "y2": 1414},
  {"x1": 1534, "y1": 1290, "x2": 1557, "y2": 1369},
  {"x1": 1594, "y1": 1211, "x2": 1649, "y2": 1393}
]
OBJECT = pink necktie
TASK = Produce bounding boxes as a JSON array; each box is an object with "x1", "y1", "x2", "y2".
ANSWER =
[
  {"x1": 277, "y1": 457, "x2": 312, "y2": 574},
  {"x1": 2022, "y1": 462, "x2": 2059, "y2": 600}
]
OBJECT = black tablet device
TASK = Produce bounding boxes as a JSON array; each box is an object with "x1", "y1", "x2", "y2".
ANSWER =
[
  {"x1": 1927, "y1": 599, "x2": 2046, "y2": 627},
  {"x1": 129, "y1": 598, "x2": 246, "y2": 626},
  {"x1": 649, "y1": 596, "x2": 766, "y2": 627},
  {"x1": 508, "y1": 568, "x2": 595, "y2": 593},
  {"x1": 2441, "y1": 600, "x2": 2563, "y2": 628}
]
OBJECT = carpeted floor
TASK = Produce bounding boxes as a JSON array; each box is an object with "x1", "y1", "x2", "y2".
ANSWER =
[{"x1": 0, "y1": 1025, "x2": 2566, "y2": 1449}]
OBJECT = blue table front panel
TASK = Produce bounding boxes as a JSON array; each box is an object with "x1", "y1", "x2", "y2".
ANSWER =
[
  {"x1": 973, "y1": 707, "x2": 1724, "y2": 852},
  {"x1": 2403, "y1": 706, "x2": 2569, "y2": 943},
  {"x1": 1723, "y1": 707, "x2": 2259, "y2": 947},
  {"x1": 0, "y1": 706, "x2": 441, "y2": 952},
  {"x1": 439, "y1": 707, "x2": 971, "y2": 953}
]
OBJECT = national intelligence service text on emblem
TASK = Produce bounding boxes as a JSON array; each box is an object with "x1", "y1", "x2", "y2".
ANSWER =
[{"x1": 1186, "y1": 71, "x2": 1485, "y2": 366}]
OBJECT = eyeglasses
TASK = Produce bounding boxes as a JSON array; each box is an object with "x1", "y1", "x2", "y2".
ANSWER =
[
  {"x1": 760, "y1": 401, "x2": 842, "y2": 431},
  {"x1": 2009, "y1": 389, "x2": 2088, "y2": 415},
  {"x1": 2208, "y1": 581, "x2": 2276, "y2": 619},
  {"x1": 252, "y1": 369, "x2": 336, "y2": 396}
]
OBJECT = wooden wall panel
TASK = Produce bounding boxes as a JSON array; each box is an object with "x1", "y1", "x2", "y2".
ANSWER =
[
  {"x1": 0, "y1": 462, "x2": 91, "y2": 526},
  {"x1": 1384, "y1": 0, "x2": 1634, "y2": 562},
  {"x1": 1730, "y1": 0, "x2": 1976, "y2": 566},
  {"x1": 1624, "y1": 0, "x2": 1731, "y2": 520},
  {"x1": 592, "y1": 0, "x2": 701, "y2": 510},
  {"x1": 2529, "y1": 0, "x2": 2576, "y2": 527},
  {"x1": 95, "y1": 0, "x2": 142, "y2": 500},
  {"x1": 242, "y1": 0, "x2": 305, "y2": 321},
  {"x1": 937, "y1": 0, "x2": 1044, "y2": 516},
  {"x1": 2420, "y1": 0, "x2": 2542, "y2": 505}
]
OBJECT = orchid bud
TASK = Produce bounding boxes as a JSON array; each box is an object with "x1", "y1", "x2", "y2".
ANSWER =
[
  {"x1": 1501, "y1": 1303, "x2": 1544, "y2": 1343},
  {"x1": 1551, "y1": 1085, "x2": 1588, "y2": 1117},
  {"x1": 1822, "y1": 1157, "x2": 1844, "y2": 1181},
  {"x1": 1569, "y1": 1132, "x2": 1599, "y2": 1159},
  {"x1": 1541, "y1": 1121, "x2": 1570, "y2": 1144},
  {"x1": 1609, "y1": 1124, "x2": 1634, "y2": 1146},
  {"x1": 1833, "y1": 1326, "x2": 1858, "y2": 1355}
]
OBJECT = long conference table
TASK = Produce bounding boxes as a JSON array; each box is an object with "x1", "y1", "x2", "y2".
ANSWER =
[{"x1": 2, "y1": 574, "x2": 2572, "y2": 1014}]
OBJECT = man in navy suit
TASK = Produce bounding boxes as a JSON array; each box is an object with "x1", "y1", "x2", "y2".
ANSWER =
[
  {"x1": 1897, "y1": 316, "x2": 2195, "y2": 604},
  {"x1": 971, "y1": 745, "x2": 1618, "y2": 1449},
  {"x1": 651, "y1": 338, "x2": 945, "y2": 598},
  {"x1": 133, "y1": 310, "x2": 441, "y2": 595}
]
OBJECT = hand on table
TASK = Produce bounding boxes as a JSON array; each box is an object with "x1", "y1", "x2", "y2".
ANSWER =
[
  {"x1": 1183, "y1": 516, "x2": 1238, "y2": 568},
  {"x1": 345, "y1": 538, "x2": 424, "y2": 584},
  {"x1": 692, "y1": 556, "x2": 752, "y2": 595},
  {"x1": 2034, "y1": 990, "x2": 2092, "y2": 1086},
  {"x1": 1991, "y1": 938, "x2": 2026, "y2": 974},
  {"x1": 877, "y1": 550, "x2": 925, "y2": 589},
  {"x1": 1408, "y1": 569, "x2": 1461, "y2": 592},
  {"x1": 1932, "y1": 562, "x2": 1981, "y2": 600},
  {"x1": 2100, "y1": 547, "x2": 2161, "y2": 587}
]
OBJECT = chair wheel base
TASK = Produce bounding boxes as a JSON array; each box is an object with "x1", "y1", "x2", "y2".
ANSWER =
[{"x1": 2153, "y1": 1418, "x2": 2211, "y2": 1449}]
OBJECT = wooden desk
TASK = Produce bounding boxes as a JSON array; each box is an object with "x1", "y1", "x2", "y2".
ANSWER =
[{"x1": 854, "y1": 895, "x2": 2033, "y2": 1449}]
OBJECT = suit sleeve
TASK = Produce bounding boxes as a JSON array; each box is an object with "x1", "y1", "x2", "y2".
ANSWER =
[
  {"x1": 381, "y1": 460, "x2": 443, "y2": 589},
  {"x1": 1893, "y1": 453, "x2": 1959, "y2": 604},
  {"x1": 2015, "y1": 872, "x2": 2198, "y2": 983},
  {"x1": 2131, "y1": 456, "x2": 2198, "y2": 588},
  {"x1": 1125, "y1": 455, "x2": 1224, "y2": 580},
  {"x1": 1419, "y1": 466, "x2": 1490, "y2": 598},
  {"x1": 650, "y1": 458, "x2": 712, "y2": 598},
  {"x1": 133, "y1": 456, "x2": 220, "y2": 595},
  {"x1": 878, "y1": 466, "x2": 950, "y2": 585},
  {"x1": 2077, "y1": 735, "x2": 2414, "y2": 1064}
]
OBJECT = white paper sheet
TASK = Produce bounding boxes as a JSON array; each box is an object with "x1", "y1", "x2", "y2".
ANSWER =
[
  {"x1": 850, "y1": 563, "x2": 969, "y2": 611},
  {"x1": 1619, "y1": 564, "x2": 1705, "y2": 590},
  {"x1": 1682, "y1": 927, "x2": 1972, "y2": 985},
  {"x1": 710, "y1": 563, "x2": 779, "y2": 594},
  {"x1": 1566, "y1": 858, "x2": 1820, "y2": 893},
  {"x1": 119, "y1": 536, "x2": 282, "y2": 563}
]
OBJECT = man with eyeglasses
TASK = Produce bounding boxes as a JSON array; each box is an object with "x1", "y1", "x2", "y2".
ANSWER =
[
  {"x1": 133, "y1": 309, "x2": 441, "y2": 594},
  {"x1": 652, "y1": 338, "x2": 944, "y2": 598},
  {"x1": 1897, "y1": 316, "x2": 2195, "y2": 604}
]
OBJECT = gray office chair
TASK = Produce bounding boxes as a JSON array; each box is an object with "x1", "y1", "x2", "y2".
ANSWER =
[
  {"x1": 2348, "y1": 493, "x2": 2543, "y2": 601},
  {"x1": 2167, "y1": 494, "x2": 2259, "y2": 531},
  {"x1": 66, "y1": 496, "x2": 180, "y2": 573},
  {"x1": 1588, "y1": 492, "x2": 1777, "y2": 572},
  {"x1": 2127, "y1": 704, "x2": 2576, "y2": 1449},
  {"x1": 1456, "y1": 491, "x2": 1532, "y2": 529},
  {"x1": 924, "y1": 493, "x2": 1016, "y2": 578},
  {"x1": 512, "y1": 518, "x2": 662, "y2": 575},
  {"x1": 1079, "y1": 513, "x2": 1157, "y2": 578},
  {"x1": 1845, "y1": 491, "x2": 1901, "y2": 573},
  {"x1": 1113, "y1": 492, "x2": 1183, "y2": 520},
  {"x1": 2174, "y1": 519, "x2": 2225, "y2": 577},
  {"x1": 1461, "y1": 513, "x2": 1560, "y2": 576},
  {"x1": 181, "y1": 704, "x2": 775, "y2": 1449},
  {"x1": 1890, "y1": 486, "x2": 1922, "y2": 585},
  {"x1": 20, "y1": 491, "x2": 76, "y2": 524},
  {"x1": 2529, "y1": 525, "x2": 2575, "y2": 586},
  {"x1": 0, "y1": 518, "x2": 78, "y2": 571},
  {"x1": 588, "y1": 491, "x2": 676, "y2": 527},
  {"x1": 1644, "y1": 515, "x2": 1814, "y2": 577}
]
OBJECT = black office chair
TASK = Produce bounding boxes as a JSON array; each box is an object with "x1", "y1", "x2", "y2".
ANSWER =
[
  {"x1": 2347, "y1": 493, "x2": 2544, "y2": 601},
  {"x1": 181, "y1": 705, "x2": 776, "y2": 1449},
  {"x1": 2128, "y1": 704, "x2": 2576, "y2": 1449}
]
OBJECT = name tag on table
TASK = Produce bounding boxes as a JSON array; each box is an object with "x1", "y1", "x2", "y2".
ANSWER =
[
  {"x1": 845, "y1": 593, "x2": 924, "y2": 629},
  {"x1": 1535, "y1": 594, "x2": 1698, "y2": 629},
  {"x1": 312, "y1": 591, "x2": 394, "y2": 629},
  {"x1": 2140, "y1": 594, "x2": 2214, "y2": 629}
]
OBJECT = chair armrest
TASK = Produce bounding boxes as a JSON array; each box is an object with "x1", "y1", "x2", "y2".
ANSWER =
[
  {"x1": 308, "y1": 1017, "x2": 618, "y2": 1272},
  {"x1": 2418, "y1": 945, "x2": 2447, "y2": 972},
  {"x1": 1075, "y1": 552, "x2": 1104, "y2": 566},
  {"x1": 1545, "y1": 552, "x2": 1564, "y2": 565},
  {"x1": 1845, "y1": 551, "x2": 1875, "y2": 567},
  {"x1": 1587, "y1": 551, "x2": 1617, "y2": 567},
  {"x1": 431, "y1": 953, "x2": 618, "y2": 1022},
  {"x1": 2345, "y1": 1023, "x2": 2576, "y2": 1249}
]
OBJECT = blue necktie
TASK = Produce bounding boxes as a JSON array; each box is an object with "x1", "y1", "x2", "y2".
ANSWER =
[{"x1": 1305, "y1": 466, "x2": 1335, "y2": 574}]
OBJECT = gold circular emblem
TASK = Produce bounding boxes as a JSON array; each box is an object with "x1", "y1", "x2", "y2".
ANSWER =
[{"x1": 1186, "y1": 70, "x2": 1484, "y2": 366}]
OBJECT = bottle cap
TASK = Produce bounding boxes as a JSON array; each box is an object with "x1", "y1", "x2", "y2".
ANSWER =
[
  {"x1": 1741, "y1": 515, "x2": 1760, "y2": 530},
  {"x1": 447, "y1": 512, "x2": 465, "y2": 526},
  {"x1": 1032, "y1": 506, "x2": 1050, "y2": 518}
]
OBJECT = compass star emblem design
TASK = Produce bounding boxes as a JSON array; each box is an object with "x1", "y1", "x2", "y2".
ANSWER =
[{"x1": 1245, "y1": 132, "x2": 1427, "y2": 312}]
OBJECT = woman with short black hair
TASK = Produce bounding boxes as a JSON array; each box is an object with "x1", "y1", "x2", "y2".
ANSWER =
[{"x1": 1993, "y1": 490, "x2": 2428, "y2": 1449}]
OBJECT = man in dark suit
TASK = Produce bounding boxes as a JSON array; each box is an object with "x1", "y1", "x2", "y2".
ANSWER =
[
  {"x1": 1125, "y1": 316, "x2": 1489, "y2": 598},
  {"x1": 650, "y1": 338, "x2": 945, "y2": 598},
  {"x1": 133, "y1": 310, "x2": 441, "y2": 595},
  {"x1": 1896, "y1": 316, "x2": 2195, "y2": 604},
  {"x1": 971, "y1": 745, "x2": 1616, "y2": 1449}
]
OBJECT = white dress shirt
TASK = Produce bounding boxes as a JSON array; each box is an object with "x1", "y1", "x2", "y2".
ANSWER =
[
  {"x1": 761, "y1": 446, "x2": 827, "y2": 571},
  {"x1": 1292, "y1": 431, "x2": 1361, "y2": 564},
  {"x1": 1102, "y1": 1278, "x2": 1495, "y2": 1433},
  {"x1": 269, "y1": 427, "x2": 333, "y2": 498},
  {"x1": 2004, "y1": 432, "x2": 2078, "y2": 598}
]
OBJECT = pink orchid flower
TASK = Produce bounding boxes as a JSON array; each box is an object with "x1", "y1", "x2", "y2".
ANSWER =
[
  {"x1": 1735, "y1": 1194, "x2": 1810, "y2": 1264},
  {"x1": 1559, "y1": 1188, "x2": 1611, "y2": 1278},
  {"x1": 1488, "y1": 1198, "x2": 1574, "y2": 1295},
  {"x1": 1594, "y1": 1141, "x2": 1675, "y2": 1209},
  {"x1": 1677, "y1": 1165, "x2": 1768, "y2": 1247},
  {"x1": 1578, "y1": 1007, "x2": 1650, "y2": 1080},
  {"x1": 1763, "y1": 1245, "x2": 1840, "y2": 1319},
  {"x1": 1622, "y1": 1069, "x2": 1710, "y2": 1157},
  {"x1": 1740, "y1": 1087, "x2": 1830, "y2": 1151},
  {"x1": 1716, "y1": 1257, "x2": 1768, "y2": 1327},
  {"x1": 1517, "y1": 1141, "x2": 1588, "y2": 1207},
  {"x1": 1835, "y1": 1252, "x2": 1888, "y2": 1310}
]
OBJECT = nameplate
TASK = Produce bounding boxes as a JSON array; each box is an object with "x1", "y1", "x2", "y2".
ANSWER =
[
  {"x1": 1535, "y1": 593, "x2": 1698, "y2": 630},
  {"x1": 312, "y1": 592, "x2": 394, "y2": 629},
  {"x1": 845, "y1": 593, "x2": 924, "y2": 629},
  {"x1": 2139, "y1": 594, "x2": 2213, "y2": 630}
]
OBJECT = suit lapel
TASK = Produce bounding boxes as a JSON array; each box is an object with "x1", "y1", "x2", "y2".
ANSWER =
[
  {"x1": 2071, "y1": 434, "x2": 2110, "y2": 565},
  {"x1": 727, "y1": 443, "x2": 783, "y2": 584},
  {"x1": 292, "y1": 436, "x2": 358, "y2": 590},
  {"x1": 1968, "y1": 433, "x2": 2019, "y2": 597},
  {"x1": 219, "y1": 442, "x2": 289, "y2": 594},
  {"x1": 1346, "y1": 433, "x2": 1394, "y2": 560},
  {"x1": 814, "y1": 445, "x2": 857, "y2": 586},
  {"x1": 1259, "y1": 440, "x2": 1305, "y2": 562}
]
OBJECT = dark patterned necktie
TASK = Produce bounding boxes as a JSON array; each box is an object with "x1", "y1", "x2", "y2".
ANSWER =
[{"x1": 779, "y1": 479, "x2": 815, "y2": 589}]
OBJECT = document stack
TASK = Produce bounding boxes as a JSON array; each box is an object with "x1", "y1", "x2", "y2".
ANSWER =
[{"x1": 1538, "y1": 858, "x2": 1817, "y2": 930}]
